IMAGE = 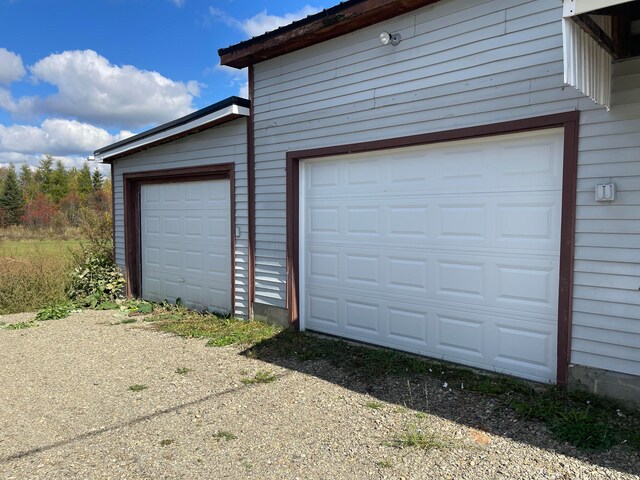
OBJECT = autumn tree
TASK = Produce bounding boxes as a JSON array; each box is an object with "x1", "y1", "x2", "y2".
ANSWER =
[
  {"x1": 22, "y1": 192, "x2": 58, "y2": 228},
  {"x1": 0, "y1": 155, "x2": 113, "y2": 231}
]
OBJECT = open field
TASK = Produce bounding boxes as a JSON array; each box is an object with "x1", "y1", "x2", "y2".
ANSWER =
[
  {"x1": 0, "y1": 239, "x2": 82, "y2": 314},
  {"x1": 1, "y1": 239, "x2": 83, "y2": 258},
  {"x1": 0, "y1": 310, "x2": 638, "y2": 479}
]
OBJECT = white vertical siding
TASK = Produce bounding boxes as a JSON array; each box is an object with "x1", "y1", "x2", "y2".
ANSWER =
[
  {"x1": 251, "y1": 0, "x2": 640, "y2": 376},
  {"x1": 112, "y1": 118, "x2": 249, "y2": 318}
]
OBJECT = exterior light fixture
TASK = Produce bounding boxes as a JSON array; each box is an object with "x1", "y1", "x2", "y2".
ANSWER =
[{"x1": 380, "y1": 31, "x2": 401, "y2": 46}]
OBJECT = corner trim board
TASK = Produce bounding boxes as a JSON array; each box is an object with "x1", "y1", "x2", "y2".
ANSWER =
[{"x1": 247, "y1": 66, "x2": 256, "y2": 317}]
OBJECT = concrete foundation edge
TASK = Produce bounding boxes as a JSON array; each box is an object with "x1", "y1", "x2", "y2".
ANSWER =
[
  {"x1": 252, "y1": 303, "x2": 289, "y2": 327},
  {"x1": 568, "y1": 364, "x2": 640, "y2": 409}
]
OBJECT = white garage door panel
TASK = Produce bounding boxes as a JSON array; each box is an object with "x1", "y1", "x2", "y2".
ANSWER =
[
  {"x1": 141, "y1": 180, "x2": 232, "y2": 313},
  {"x1": 301, "y1": 129, "x2": 563, "y2": 382}
]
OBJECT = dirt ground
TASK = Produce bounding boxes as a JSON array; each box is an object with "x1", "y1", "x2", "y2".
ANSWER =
[{"x1": 0, "y1": 310, "x2": 638, "y2": 479}]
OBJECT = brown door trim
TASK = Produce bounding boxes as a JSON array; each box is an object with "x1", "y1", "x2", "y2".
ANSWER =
[
  {"x1": 247, "y1": 65, "x2": 256, "y2": 319},
  {"x1": 123, "y1": 163, "x2": 236, "y2": 313},
  {"x1": 286, "y1": 111, "x2": 579, "y2": 384}
]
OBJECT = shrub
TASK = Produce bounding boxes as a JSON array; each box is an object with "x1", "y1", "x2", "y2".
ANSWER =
[
  {"x1": 67, "y1": 206, "x2": 125, "y2": 306},
  {"x1": 68, "y1": 249, "x2": 125, "y2": 307},
  {"x1": 77, "y1": 207, "x2": 113, "y2": 259}
]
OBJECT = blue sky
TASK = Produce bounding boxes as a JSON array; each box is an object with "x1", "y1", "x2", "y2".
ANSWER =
[{"x1": 0, "y1": 0, "x2": 328, "y2": 170}]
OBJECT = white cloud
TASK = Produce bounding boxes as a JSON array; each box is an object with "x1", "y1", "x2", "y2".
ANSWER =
[
  {"x1": 0, "y1": 118, "x2": 133, "y2": 156},
  {"x1": 171, "y1": 0, "x2": 185, "y2": 7},
  {"x1": 0, "y1": 152, "x2": 111, "y2": 173},
  {"x1": 210, "y1": 5, "x2": 320, "y2": 38},
  {"x1": 239, "y1": 81, "x2": 249, "y2": 99},
  {"x1": 0, "y1": 87, "x2": 36, "y2": 114},
  {"x1": 3, "y1": 50, "x2": 200, "y2": 129},
  {"x1": 0, "y1": 48, "x2": 25, "y2": 84},
  {"x1": 213, "y1": 65, "x2": 248, "y2": 99},
  {"x1": 0, "y1": 151, "x2": 35, "y2": 165}
]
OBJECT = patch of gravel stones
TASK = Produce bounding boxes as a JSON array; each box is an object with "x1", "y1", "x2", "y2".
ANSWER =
[{"x1": 0, "y1": 310, "x2": 638, "y2": 479}]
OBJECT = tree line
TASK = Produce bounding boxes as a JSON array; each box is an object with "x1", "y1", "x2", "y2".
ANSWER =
[{"x1": 0, "y1": 154, "x2": 111, "y2": 229}]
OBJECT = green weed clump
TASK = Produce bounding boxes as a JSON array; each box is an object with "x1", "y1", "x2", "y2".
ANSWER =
[
  {"x1": 67, "y1": 207, "x2": 125, "y2": 307},
  {"x1": 128, "y1": 384, "x2": 148, "y2": 392},
  {"x1": 388, "y1": 423, "x2": 446, "y2": 450},
  {"x1": 67, "y1": 249, "x2": 125, "y2": 307},
  {"x1": 35, "y1": 303, "x2": 75, "y2": 321},
  {"x1": 212, "y1": 431, "x2": 237, "y2": 441},
  {"x1": 245, "y1": 331, "x2": 640, "y2": 452},
  {"x1": 3, "y1": 321, "x2": 37, "y2": 330},
  {"x1": 241, "y1": 370, "x2": 278, "y2": 385},
  {"x1": 148, "y1": 306, "x2": 282, "y2": 347}
]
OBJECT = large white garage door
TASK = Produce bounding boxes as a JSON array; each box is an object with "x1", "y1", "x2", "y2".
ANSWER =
[
  {"x1": 300, "y1": 129, "x2": 564, "y2": 382},
  {"x1": 141, "y1": 179, "x2": 232, "y2": 313}
]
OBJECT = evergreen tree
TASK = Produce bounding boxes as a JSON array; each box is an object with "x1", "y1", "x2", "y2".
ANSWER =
[
  {"x1": 77, "y1": 163, "x2": 92, "y2": 197},
  {"x1": 49, "y1": 159, "x2": 70, "y2": 203},
  {"x1": 91, "y1": 168, "x2": 103, "y2": 191},
  {"x1": 0, "y1": 164, "x2": 25, "y2": 226},
  {"x1": 35, "y1": 155, "x2": 54, "y2": 197},
  {"x1": 19, "y1": 163, "x2": 38, "y2": 202},
  {"x1": 19, "y1": 163, "x2": 32, "y2": 189}
]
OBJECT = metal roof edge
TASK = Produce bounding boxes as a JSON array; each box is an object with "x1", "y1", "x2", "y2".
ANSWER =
[
  {"x1": 218, "y1": 0, "x2": 441, "y2": 69},
  {"x1": 94, "y1": 96, "x2": 250, "y2": 159},
  {"x1": 218, "y1": 0, "x2": 368, "y2": 57}
]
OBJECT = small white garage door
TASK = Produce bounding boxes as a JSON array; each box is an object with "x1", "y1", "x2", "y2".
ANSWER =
[
  {"x1": 141, "y1": 179, "x2": 232, "y2": 313},
  {"x1": 300, "y1": 129, "x2": 564, "y2": 382}
]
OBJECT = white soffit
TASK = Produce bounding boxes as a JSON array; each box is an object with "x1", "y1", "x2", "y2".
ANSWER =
[
  {"x1": 563, "y1": 0, "x2": 635, "y2": 17},
  {"x1": 96, "y1": 104, "x2": 250, "y2": 161}
]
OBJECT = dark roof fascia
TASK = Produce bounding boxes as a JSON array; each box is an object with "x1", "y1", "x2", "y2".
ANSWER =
[
  {"x1": 94, "y1": 96, "x2": 250, "y2": 157},
  {"x1": 218, "y1": 0, "x2": 441, "y2": 69}
]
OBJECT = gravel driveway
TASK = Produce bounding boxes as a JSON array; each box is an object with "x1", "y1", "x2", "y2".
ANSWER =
[{"x1": 0, "y1": 310, "x2": 638, "y2": 479}]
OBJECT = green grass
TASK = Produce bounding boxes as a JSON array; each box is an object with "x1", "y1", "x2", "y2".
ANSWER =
[
  {"x1": 175, "y1": 367, "x2": 192, "y2": 375},
  {"x1": 117, "y1": 318, "x2": 137, "y2": 325},
  {"x1": 128, "y1": 384, "x2": 148, "y2": 392},
  {"x1": 241, "y1": 370, "x2": 278, "y2": 385},
  {"x1": 388, "y1": 423, "x2": 446, "y2": 450},
  {"x1": 246, "y1": 329, "x2": 533, "y2": 394},
  {"x1": 212, "y1": 431, "x2": 236, "y2": 441},
  {"x1": 147, "y1": 307, "x2": 282, "y2": 347},
  {"x1": 246, "y1": 330, "x2": 640, "y2": 452},
  {"x1": 3, "y1": 321, "x2": 37, "y2": 330},
  {"x1": 0, "y1": 239, "x2": 80, "y2": 314},
  {"x1": 365, "y1": 401, "x2": 385, "y2": 410},
  {"x1": 0, "y1": 226, "x2": 83, "y2": 242},
  {"x1": 159, "y1": 439, "x2": 174, "y2": 447},
  {"x1": 142, "y1": 304, "x2": 640, "y2": 452},
  {"x1": 1, "y1": 239, "x2": 83, "y2": 258}
]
